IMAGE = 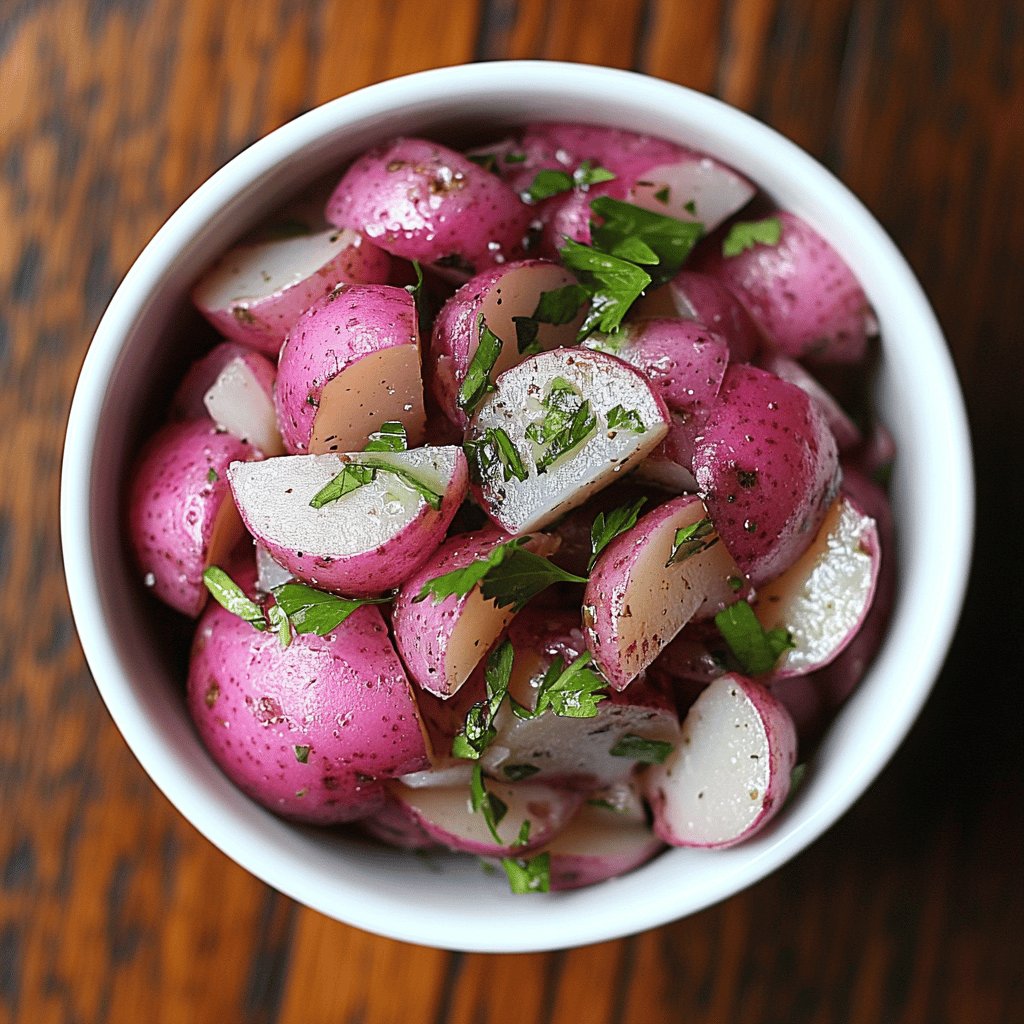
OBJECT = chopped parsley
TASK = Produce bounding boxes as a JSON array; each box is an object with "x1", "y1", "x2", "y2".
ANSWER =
[
  {"x1": 511, "y1": 283, "x2": 591, "y2": 354},
  {"x1": 523, "y1": 651, "x2": 607, "y2": 719},
  {"x1": 465, "y1": 427, "x2": 528, "y2": 485},
  {"x1": 458, "y1": 315, "x2": 503, "y2": 413},
  {"x1": 606, "y1": 404, "x2": 646, "y2": 433},
  {"x1": 501, "y1": 852, "x2": 550, "y2": 893},
  {"x1": 522, "y1": 161, "x2": 615, "y2": 202},
  {"x1": 451, "y1": 641, "x2": 514, "y2": 760},
  {"x1": 714, "y1": 599, "x2": 794, "y2": 675},
  {"x1": 525, "y1": 377, "x2": 598, "y2": 472},
  {"x1": 722, "y1": 216, "x2": 783, "y2": 257},
  {"x1": 202, "y1": 567, "x2": 269, "y2": 630},
  {"x1": 271, "y1": 581, "x2": 391, "y2": 636},
  {"x1": 502, "y1": 763, "x2": 540, "y2": 781},
  {"x1": 309, "y1": 457, "x2": 442, "y2": 511},
  {"x1": 666, "y1": 517, "x2": 719, "y2": 567},
  {"x1": 609, "y1": 733, "x2": 675, "y2": 764},
  {"x1": 560, "y1": 238, "x2": 652, "y2": 337},
  {"x1": 293, "y1": 744, "x2": 310, "y2": 764},
  {"x1": 363, "y1": 421, "x2": 408, "y2": 452},
  {"x1": 589, "y1": 497, "x2": 648, "y2": 571},
  {"x1": 654, "y1": 186, "x2": 670, "y2": 204},
  {"x1": 470, "y1": 763, "x2": 508, "y2": 844},
  {"x1": 206, "y1": 467, "x2": 219, "y2": 484}
]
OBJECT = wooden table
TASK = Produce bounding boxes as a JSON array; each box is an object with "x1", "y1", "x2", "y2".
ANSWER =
[{"x1": 3, "y1": 1, "x2": 1021, "y2": 1021}]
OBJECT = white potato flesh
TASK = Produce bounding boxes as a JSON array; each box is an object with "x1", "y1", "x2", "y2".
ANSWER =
[
  {"x1": 645, "y1": 673, "x2": 797, "y2": 848},
  {"x1": 194, "y1": 227, "x2": 366, "y2": 312},
  {"x1": 388, "y1": 777, "x2": 581, "y2": 856},
  {"x1": 584, "y1": 496, "x2": 743, "y2": 690},
  {"x1": 227, "y1": 446, "x2": 466, "y2": 594},
  {"x1": 310, "y1": 345, "x2": 426, "y2": 454},
  {"x1": 628, "y1": 158, "x2": 755, "y2": 232},
  {"x1": 254, "y1": 543, "x2": 293, "y2": 593},
  {"x1": 203, "y1": 356, "x2": 284, "y2": 455},
  {"x1": 467, "y1": 349, "x2": 669, "y2": 534},
  {"x1": 756, "y1": 496, "x2": 880, "y2": 676}
]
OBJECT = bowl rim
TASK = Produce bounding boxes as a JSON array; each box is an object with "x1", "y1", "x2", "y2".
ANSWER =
[{"x1": 61, "y1": 60, "x2": 974, "y2": 952}]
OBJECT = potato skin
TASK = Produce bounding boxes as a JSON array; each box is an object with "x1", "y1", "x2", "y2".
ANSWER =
[
  {"x1": 693, "y1": 211, "x2": 873, "y2": 363},
  {"x1": 274, "y1": 283, "x2": 419, "y2": 453},
  {"x1": 327, "y1": 137, "x2": 531, "y2": 273},
  {"x1": 187, "y1": 585, "x2": 428, "y2": 825},
  {"x1": 128, "y1": 419, "x2": 259, "y2": 617},
  {"x1": 693, "y1": 363, "x2": 840, "y2": 585}
]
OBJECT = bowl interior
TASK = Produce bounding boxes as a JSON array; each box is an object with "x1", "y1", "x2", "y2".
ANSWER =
[{"x1": 62, "y1": 62, "x2": 973, "y2": 953}]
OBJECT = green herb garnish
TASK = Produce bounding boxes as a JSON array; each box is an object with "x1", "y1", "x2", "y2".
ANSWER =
[
  {"x1": 271, "y1": 582, "x2": 391, "y2": 636},
  {"x1": 653, "y1": 186, "x2": 670, "y2": 204},
  {"x1": 202, "y1": 567, "x2": 268, "y2": 630},
  {"x1": 589, "y1": 497, "x2": 647, "y2": 571},
  {"x1": 606, "y1": 404, "x2": 646, "y2": 433},
  {"x1": 470, "y1": 763, "x2": 508, "y2": 844},
  {"x1": 523, "y1": 161, "x2": 615, "y2": 202},
  {"x1": 206, "y1": 467, "x2": 219, "y2": 484},
  {"x1": 528, "y1": 651, "x2": 607, "y2": 719},
  {"x1": 363, "y1": 421, "x2": 408, "y2": 452},
  {"x1": 589, "y1": 196, "x2": 704, "y2": 284},
  {"x1": 502, "y1": 764, "x2": 540, "y2": 781},
  {"x1": 722, "y1": 216, "x2": 783, "y2": 257},
  {"x1": 458, "y1": 315, "x2": 503, "y2": 413},
  {"x1": 452, "y1": 641, "x2": 514, "y2": 760},
  {"x1": 466, "y1": 427, "x2": 528, "y2": 485},
  {"x1": 501, "y1": 852, "x2": 550, "y2": 893},
  {"x1": 666, "y1": 517, "x2": 719, "y2": 567},
  {"x1": 714, "y1": 599, "x2": 794, "y2": 675},
  {"x1": 293, "y1": 745, "x2": 310, "y2": 764},
  {"x1": 511, "y1": 283, "x2": 591, "y2": 354},
  {"x1": 478, "y1": 546, "x2": 588, "y2": 612},
  {"x1": 559, "y1": 239, "x2": 652, "y2": 338},
  {"x1": 309, "y1": 457, "x2": 442, "y2": 511},
  {"x1": 573, "y1": 160, "x2": 616, "y2": 188},
  {"x1": 609, "y1": 734, "x2": 675, "y2": 764},
  {"x1": 308, "y1": 463, "x2": 376, "y2": 508},
  {"x1": 525, "y1": 376, "x2": 598, "y2": 472}
]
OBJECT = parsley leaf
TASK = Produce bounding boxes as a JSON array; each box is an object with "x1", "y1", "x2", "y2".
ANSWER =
[
  {"x1": 414, "y1": 537, "x2": 529, "y2": 605},
  {"x1": 606, "y1": 404, "x2": 646, "y2": 433},
  {"x1": 573, "y1": 160, "x2": 616, "y2": 188},
  {"x1": 524, "y1": 168, "x2": 574, "y2": 202},
  {"x1": 609, "y1": 733, "x2": 675, "y2": 764},
  {"x1": 714, "y1": 599, "x2": 794, "y2": 675},
  {"x1": 465, "y1": 427, "x2": 528, "y2": 485},
  {"x1": 271, "y1": 582, "x2": 390, "y2": 636},
  {"x1": 308, "y1": 463, "x2": 376, "y2": 509},
  {"x1": 363, "y1": 421, "x2": 408, "y2": 452},
  {"x1": 502, "y1": 763, "x2": 540, "y2": 781},
  {"x1": 458, "y1": 315, "x2": 503, "y2": 413},
  {"x1": 589, "y1": 497, "x2": 647, "y2": 571},
  {"x1": 501, "y1": 852, "x2": 550, "y2": 893},
  {"x1": 267, "y1": 602, "x2": 292, "y2": 648},
  {"x1": 203, "y1": 567, "x2": 268, "y2": 630},
  {"x1": 310, "y1": 457, "x2": 442, "y2": 511},
  {"x1": 589, "y1": 196, "x2": 704, "y2": 284},
  {"x1": 666, "y1": 516, "x2": 719, "y2": 567},
  {"x1": 470, "y1": 763, "x2": 508, "y2": 844},
  {"x1": 530, "y1": 652, "x2": 607, "y2": 718},
  {"x1": 479, "y1": 546, "x2": 588, "y2": 612},
  {"x1": 206, "y1": 467, "x2": 219, "y2": 484},
  {"x1": 560, "y1": 238, "x2": 652, "y2": 338},
  {"x1": 511, "y1": 283, "x2": 591, "y2": 354},
  {"x1": 293, "y1": 744, "x2": 310, "y2": 764},
  {"x1": 452, "y1": 640, "x2": 515, "y2": 760},
  {"x1": 525, "y1": 376, "x2": 598, "y2": 472},
  {"x1": 467, "y1": 152, "x2": 498, "y2": 172},
  {"x1": 721, "y1": 216, "x2": 783, "y2": 258}
]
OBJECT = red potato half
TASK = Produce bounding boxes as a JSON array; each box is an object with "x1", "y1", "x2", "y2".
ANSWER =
[
  {"x1": 128, "y1": 419, "x2": 259, "y2": 617},
  {"x1": 390, "y1": 528, "x2": 559, "y2": 698},
  {"x1": 644, "y1": 673, "x2": 798, "y2": 848},
  {"x1": 386, "y1": 775, "x2": 582, "y2": 857},
  {"x1": 227, "y1": 446, "x2": 468, "y2": 596},
  {"x1": 756, "y1": 495, "x2": 880, "y2": 678},
  {"x1": 274, "y1": 283, "x2": 425, "y2": 454},
  {"x1": 187, "y1": 576, "x2": 429, "y2": 825},
  {"x1": 467, "y1": 348, "x2": 670, "y2": 535},
  {"x1": 584, "y1": 494, "x2": 746, "y2": 690},
  {"x1": 326, "y1": 137, "x2": 531, "y2": 273},
  {"x1": 192, "y1": 227, "x2": 391, "y2": 356},
  {"x1": 693, "y1": 363, "x2": 840, "y2": 586},
  {"x1": 430, "y1": 259, "x2": 587, "y2": 427},
  {"x1": 667, "y1": 270, "x2": 763, "y2": 362},
  {"x1": 693, "y1": 211, "x2": 876, "y2": 363}
]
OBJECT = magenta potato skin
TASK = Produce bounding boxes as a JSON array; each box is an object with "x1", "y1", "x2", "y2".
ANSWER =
[
  {"x1": 326, "y1": 137, "x2": 531, "y2": 273},
  {"x1": 274, "y1": 283, "x2": 418, "y2": 453},
  {"x1": 128, "y1": 419, "x2": 259, "y2": 617},
  {"x1": 693, "y1": 363, "x2": 840, "y2": 585},
  {"x1": 693, "y1": 211, "x2": 873, "y2": 363},
  {"x1": 667, "y1": 270, "x2": 762, "y2": 363},
  {"x1": 187, "y1": 590, "x2": 428, "y2": 825}
]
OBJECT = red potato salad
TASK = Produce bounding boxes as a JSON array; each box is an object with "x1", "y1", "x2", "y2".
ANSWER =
[{"x1": 127, "y1": 123, "x2": 891, "y2": 894}]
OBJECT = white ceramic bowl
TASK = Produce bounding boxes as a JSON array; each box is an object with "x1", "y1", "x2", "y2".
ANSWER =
[{"x1": 61, "y1": 62, "x2": 973, "y2": 953}]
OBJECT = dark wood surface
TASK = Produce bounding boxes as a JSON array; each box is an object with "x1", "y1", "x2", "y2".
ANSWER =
[{"x1": 3, "y1": 1, "x2": 1022, "y2": 1021}]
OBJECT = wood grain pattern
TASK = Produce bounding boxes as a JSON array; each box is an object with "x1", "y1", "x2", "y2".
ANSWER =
[{"x1": 2, "y1": 0, "x2": 1021, "y2": 1021}]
